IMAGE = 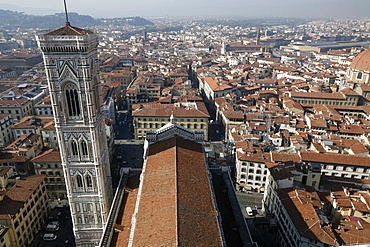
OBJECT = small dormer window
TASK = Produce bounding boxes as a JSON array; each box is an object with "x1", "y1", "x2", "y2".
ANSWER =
[{"x1": 357, "y1": 72, "x2": 363, "y2": 80}]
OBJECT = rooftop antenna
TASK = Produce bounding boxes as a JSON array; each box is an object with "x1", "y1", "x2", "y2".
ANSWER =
[{"x1": 64, "y1": 0, "x2": 69, "y2": 25}]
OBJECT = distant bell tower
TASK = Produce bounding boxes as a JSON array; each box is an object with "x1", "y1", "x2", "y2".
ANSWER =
[
  {"x1": 37, "y1": 20, "x2": 113, "y2": 246},
  {"x1": 221, "y1": 40, "x2": 226, "y2": 55},
  {"x1": 256, "y1": 28, "x2": 261, "y2": 45}
]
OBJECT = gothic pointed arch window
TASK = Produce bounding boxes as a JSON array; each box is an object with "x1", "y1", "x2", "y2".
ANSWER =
[
  {"x1": 71, "y1": 139, "x2": 79, "y2": 157},
  {"x1": 64, "y1": 83, "x2": 81, "y2": 117},
  {"x1": 80, "y1": 139, "x2": 88, "y2": 157},
  {"x1": 76, "y1": 174, "x2": 83, "y2": 189},
  {"x1": 85, "y1": 174, "x2": 93, "y2": 188}
]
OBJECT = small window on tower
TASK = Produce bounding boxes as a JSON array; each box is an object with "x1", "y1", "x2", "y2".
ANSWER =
[
  {"x1": 86, "y1": 175, "x2": 93, "y2": 188},
  {"x1": 71, "y1": 140, "x2": 78, "y2": 156},
  {"x1": 76, "y1": 175, "x2": 83, "y2": 188},
  {"x1": 81, "y1": 140, "x2": 88, "y2": 156}
]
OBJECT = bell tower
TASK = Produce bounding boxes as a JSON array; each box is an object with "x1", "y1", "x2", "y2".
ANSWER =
[{"x1": 37, "y1": 22, "x2": 113, "y2": 246}]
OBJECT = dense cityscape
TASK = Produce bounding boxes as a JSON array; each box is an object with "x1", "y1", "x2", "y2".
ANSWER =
[{"x1": 0, "y1": 6, "x2": 370, "y2": 247}]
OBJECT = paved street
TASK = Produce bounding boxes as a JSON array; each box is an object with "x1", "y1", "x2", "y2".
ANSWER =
[
  {"x1": 236, "y1": 191, "x2": 264, "y2": 218},
  {"x1": 111, "y1": 141, "x2": 144, "y2": 188},
  {"x1": 114, "y1": 111, "x2": 134, "y2": 140},
  {"x1": 30, "y1": 207, "x2": 75, "y2": 247},
  {"x1": 235, "y1": 191, "x2": 279, "y2": 247},
  {"x1": 208, "y1": 122, "x2": 224, "y2": 141}
]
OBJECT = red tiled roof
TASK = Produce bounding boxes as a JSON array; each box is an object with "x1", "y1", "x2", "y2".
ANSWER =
[
  {"x1": 0, "y1": 152, "x2": 26, "y2": 163},
  {"x1": 204, "y1": 77, "x2": 233, "y2": 91},
  {"x1": 132, "y1": 103, "x2": 209, "y2": 118},
  {"x1": 0, "y1": 166, "x2": 11, "y2": 177},
  {"x1": 237, "y1": 151, "x2": 270, "y2": 163},
  {"x1": 31, "y1": 149, "x2": 61, "y2": 163},
  {"x1": 301, "y1": 150, "x2": 370, "y2": 167},
  {"x1": 277, "y1": 188, "x2": 337, "y2": 245},
  {"x1": 110, "y1": 175, "x2": 140, "y2": 246},
  {"x1": 131, "y1": 137, "x2": 222, "y2": 246},
  {"x1": 271, "y1": 152, "x2": 301, "y2": 163},
  {"x1": 340, "y1": 87, "x2": 360, "y2": 96},
  {"x1": 333, "y1": 216, "x2": 370, "y2": 245},
  {"x1": 0, "y1": 97, "x2": 29, "y2": 107},
  {"x1": 0, "y1": 175, "x2": 45, "y2": 219},
  {"x1": 291, "y1": 91, "x2": 345, "y2": 100},
  {"x1": 45, "y1": 22, "x2": 93, "y2": 36}
]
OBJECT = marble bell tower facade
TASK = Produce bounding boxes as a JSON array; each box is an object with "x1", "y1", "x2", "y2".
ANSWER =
[{"x1": 37, "y1": 22, "x2": 113, "y2": 246}]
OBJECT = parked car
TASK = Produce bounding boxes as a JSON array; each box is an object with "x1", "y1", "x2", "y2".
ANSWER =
[
  {"x1": 49, "y1": 221, "x2": 60, "y2": 226},
  {"x1": 43, "y1": 233, "x2": 57, "y2": 241},
  {"x1": 46, "y1": 223, "x2": 59, "y2": 232}
]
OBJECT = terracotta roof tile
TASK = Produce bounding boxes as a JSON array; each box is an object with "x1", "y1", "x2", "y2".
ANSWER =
[
  {"x1": 31, "y1": 149, "x2": 61, "y2": 163},
  {"x1": 0, "y1": 166, "x2": 11, "y2": 177},
  {"x1": 0, "y1": 175, "x2": 45, "y2": 219},
  {"x1": 44, "y1": 22, "x2": 93, "y2": 36},
  {"x1": 131, "y1": 137, "x2": 222, "y2": 246},
  {"x1": 301, "y1": 151, "x2": 370, "y2": 167},
  {"x1": 277, "y1": 188, "x2": 337, "y2": 245},
  {"x1": 132, "y1": 102, "x2": 209, "y2": 118},
  {"x1": 110, "y1": 175, "x2": 140, "y2": 246}
]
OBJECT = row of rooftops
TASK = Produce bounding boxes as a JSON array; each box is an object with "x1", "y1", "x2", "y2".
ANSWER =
[{"x1": 270, "y1": 174, "x2": 370, "y2": 246}]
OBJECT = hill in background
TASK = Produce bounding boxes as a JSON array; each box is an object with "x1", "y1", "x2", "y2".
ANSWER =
[{"x1": 0, "y1": 9, "x2": 155, "y2": 29}]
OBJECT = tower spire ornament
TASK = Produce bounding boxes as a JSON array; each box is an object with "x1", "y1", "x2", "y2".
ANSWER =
[{"x1": 64, "y1": 0, "x2": 69, "y2": 24}]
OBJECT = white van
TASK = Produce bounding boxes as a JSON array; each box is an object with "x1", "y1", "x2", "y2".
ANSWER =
[
  {"x1": 43, "y1": 233, "x2": 57, "y2": 241},
  {"x1": 246, "y1": 206, "x2": 254, "y2": 216}
]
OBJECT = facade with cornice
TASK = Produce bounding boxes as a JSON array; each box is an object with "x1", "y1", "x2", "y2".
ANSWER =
[{"x1": 132, "y1": 102, "x2": 209, "y2": 140}]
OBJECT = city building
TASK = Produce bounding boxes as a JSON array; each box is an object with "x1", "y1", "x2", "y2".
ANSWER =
[
  {"x1": 0, "y1": 98, "x2": 33, "y2": 123},
  {"x1": 127, "y1": 135, "x2": 223, "y2": 245},
  {"x1": 0, "y1": 166, "x2": 14, "y2": 189},
  {"x1": 274, "y1": 187, "x2": 337, "y2": 247},
  {"x1": 33, "y1": 95, "x2": 53, "y2": 116},
  {"x1": 290, "y1": 88, "x2": 360, "y2": 107},
  {"x1": 0, "y1": 132, "x2": 42, "y2": 174},
  {"x1": 235, "y1": 151, "x2": 270, "y2": 193},
  {"x1": 0, "y1": 224, "x2": 12, "y2": 247},
  {"x1": 132, "y1": 102, "x2": 210, "y2": 140},
  {"x1": 0, "y1": 54, "x2": 42, "y2": 76},
  {"x1": 10, "y1": 115, "x2": 52, "y2": 143},
  {"x1": 37, "y1": 22, "x2": 113, "y2": 246},
  {"x1": 199, "y1": 77, "x2": 234, "y2": 101},
  {"x1": 0, "y1": 114, "x2": 13, "y2": 148},
  {"x1": 32, "y1": 149, "x2": 66, "y2": 208},
  {"x1": 0, "y1": 175, "x2": 48, "y2": 247},
  {"x1": 0, "y1": 83, "x2": 49, "y2": 106},
  {"x1": 41, "y1": 120, "x2": 58, "y2": 150},
  {"x1": 101, "y1": 85, "x2": 116, "y2": 124},
  {"x1": 301, "y1": 151, "x2": 370, "y2": 180}
]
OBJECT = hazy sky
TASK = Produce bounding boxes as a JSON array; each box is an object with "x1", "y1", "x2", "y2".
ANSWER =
[{"x1": 1, "y1": 0, "x2": 370, "y2": 18}]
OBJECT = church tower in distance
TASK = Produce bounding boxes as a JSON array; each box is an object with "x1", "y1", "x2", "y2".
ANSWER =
[{"x1": 37, "y1": 22, "x2": 113, "y2": 246}]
